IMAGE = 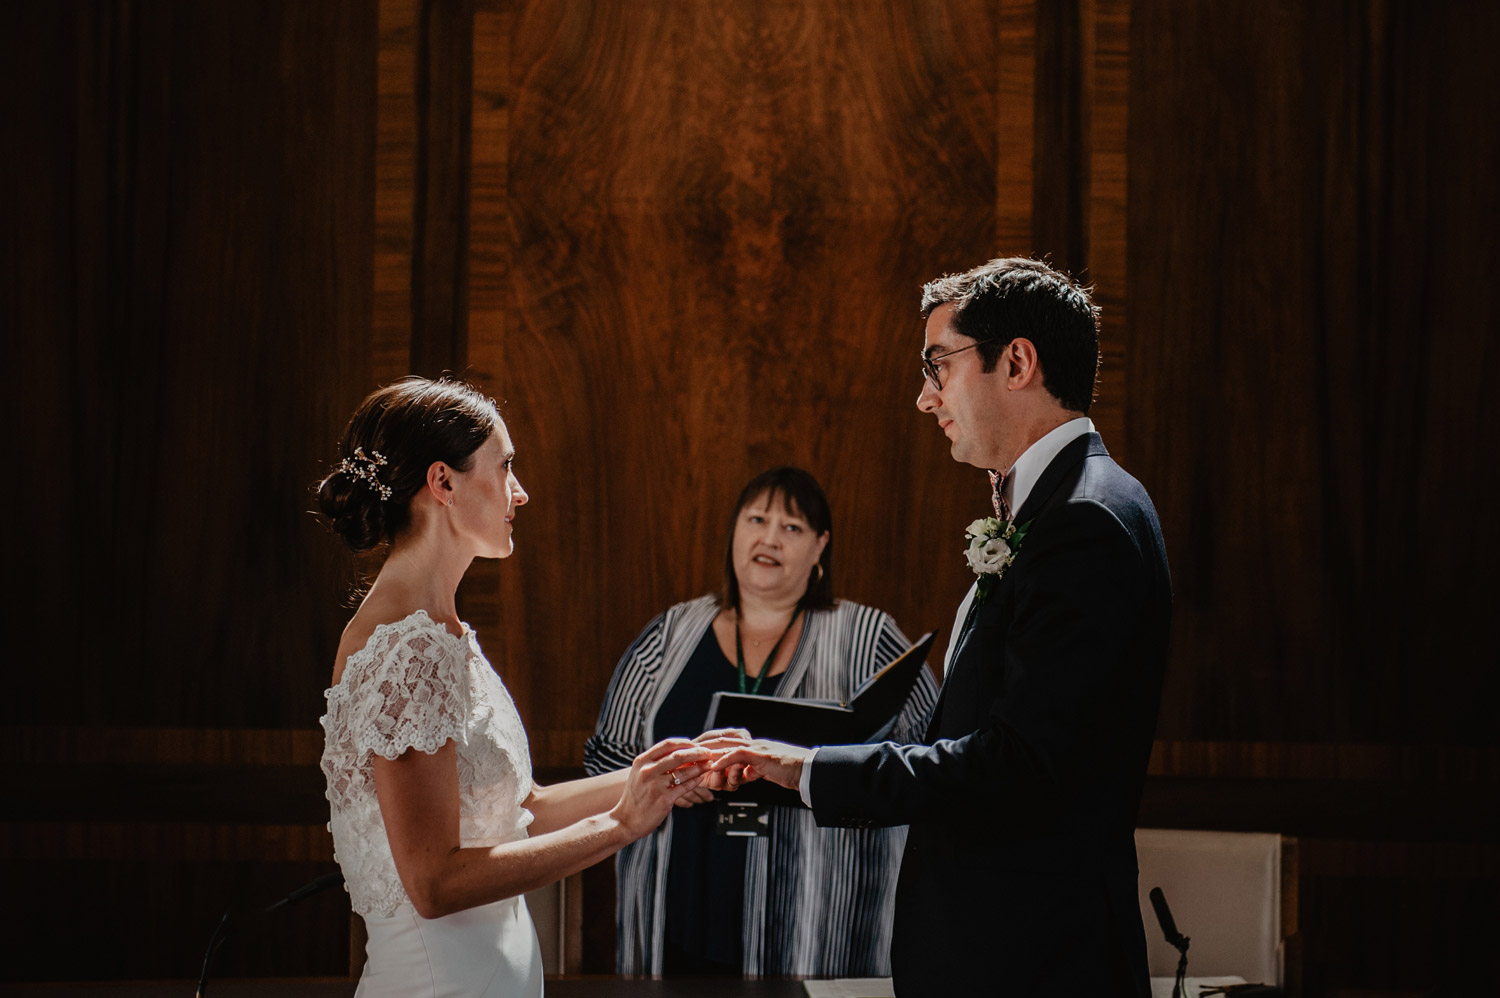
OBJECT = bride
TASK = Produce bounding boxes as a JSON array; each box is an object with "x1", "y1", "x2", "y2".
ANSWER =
[{"x1": 317, "y1": 376, "x2": 712, "y2": 996}]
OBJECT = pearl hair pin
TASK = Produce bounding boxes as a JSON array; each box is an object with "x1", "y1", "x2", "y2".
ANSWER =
[{"x1": 336, "y1": 447, "x2": 392, "y2": 501}]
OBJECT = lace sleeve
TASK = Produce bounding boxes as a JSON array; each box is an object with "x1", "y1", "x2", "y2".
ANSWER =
[{"x1": 347, "y1": 623, "x2": 471, "y2": 761}]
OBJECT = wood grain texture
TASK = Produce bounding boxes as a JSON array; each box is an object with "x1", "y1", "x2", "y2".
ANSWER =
[
  {"x1": 4, "y1": 1, "x2": 376, "y2": 730},
  {"x1": 1031, "y1": 0, "x2": 1130, "y2": 455},
  {"x1": 1129, "y1": 0, "x2": 1500, "y2": 745},
  {"x1": 3, "y1": 0, "x2": 375, "y2": 980},
  {"x1": 375, "y1": 0, "x2": 422, "y2": 380},
  {"x1": 995, "y1": 0, "x2": 1037, "y2": 250},
  {"x1": 5, "y1": 0, "x2": 1497, "y2": 988},
  {"x1": 1126, "y1": 2, "x2": 1500, "y2": 991},
  {"x1": 1087, "y1": 0, "x2": 1129, "y2": 453},
  {"x1": 467, "y1": 0, "x2": 1019, "y2": 764},
  {"x1": 3, "y1": 859, "x2": 349, "y2": 979},
  {"x1": 375, "y1": 0, "x2": 475, "y2": 381}
]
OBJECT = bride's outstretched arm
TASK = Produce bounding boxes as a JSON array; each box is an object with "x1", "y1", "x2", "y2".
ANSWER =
[
  {"x1": 374, "y1": 737, "x2": 710, "y2": 919},
  {"x1": 526, "y1": 725, "x2": 740, "y2": 831},
  {"x1": 523, "y1": 770, "x2": 628, "y2": 834}
]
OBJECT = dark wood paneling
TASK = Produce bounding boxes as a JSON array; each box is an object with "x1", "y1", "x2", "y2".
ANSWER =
[
  {"x1": 3, "y1": 0, "x2": 376, "y2": 982},
  {"x1": 465, "y1": 0, "x2": 1021, "y2": 763},
  {"x1": 377, "y1": 0, "x2": 475, "y2": 380},
  {"x1": 1126, "y1": 3, "x2": 1500, "y2": 981},
  {"x1": 1033, "y1": 0, "x2": 1091, "y2": 274},
  {"x1": 4, "y1": 1, "x2": 376, "y2": 730},
  {"x1": 1129, "y1": 0, "x2": 1500, "y2": 744},
  {"x1": 4, "y1": 860, "x2": 348, "y2": 981},
  {"x1": 0, "y1": 725, "x2": 341, "y2": 979},
  {"x1": 6, "y1": 0, "x2": 1498, "y2": 990}
]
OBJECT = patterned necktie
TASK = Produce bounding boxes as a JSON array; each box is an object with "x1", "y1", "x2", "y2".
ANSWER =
[
  {"x1": 988, "y1": 469, "x2": 1012, "y2": 522},
  {"x1": 957, "y1": 469, "x2": 1012, "y2": 642}
]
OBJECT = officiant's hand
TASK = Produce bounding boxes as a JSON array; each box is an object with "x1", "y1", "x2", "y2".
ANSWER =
[{"x1": 699, "y1": 734, "x2": 814, "y2": 792}]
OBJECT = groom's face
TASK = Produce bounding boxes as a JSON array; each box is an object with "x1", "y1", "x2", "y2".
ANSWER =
[{"x1": 917, "y1": 302, "x2": 1008, "y2": 469}]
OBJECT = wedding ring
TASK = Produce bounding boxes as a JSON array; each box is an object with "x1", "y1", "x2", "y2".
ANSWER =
[{"x1": 669, "y1": 771, "x2": 681, "y2": 787}]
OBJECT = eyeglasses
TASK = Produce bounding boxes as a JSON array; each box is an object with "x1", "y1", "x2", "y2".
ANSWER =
[{"x1": 920, "y1": 339, "x2": 1002, "y2": 391}]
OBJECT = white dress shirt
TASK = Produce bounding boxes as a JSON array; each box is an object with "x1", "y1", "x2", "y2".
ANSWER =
[{"x1": 798, "y1": 416, "x2": 1095, "y2": 805}]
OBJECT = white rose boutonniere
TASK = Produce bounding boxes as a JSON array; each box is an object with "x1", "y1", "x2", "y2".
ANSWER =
[{"x1": 964, "y1": 515, "x2": 1031, "y2": 603}]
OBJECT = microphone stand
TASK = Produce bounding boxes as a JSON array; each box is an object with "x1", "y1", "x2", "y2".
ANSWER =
[
  {"x1": 195, "y1": 912, "x2": 234, "y2": 998},
  {"x1": 1170, "y1": 935, "x2": 1190, "y2": 998},
  {"x1": 1149, "y1": 886, "x2": 1191, "y2": 998},
  {"x1": 195, "y1": 871, "x2": 345, "y2": 997}
]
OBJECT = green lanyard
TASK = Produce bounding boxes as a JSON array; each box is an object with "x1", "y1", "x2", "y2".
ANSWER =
[{"x1": 735, "y1": 605, "x2": 804, "y2": 695}]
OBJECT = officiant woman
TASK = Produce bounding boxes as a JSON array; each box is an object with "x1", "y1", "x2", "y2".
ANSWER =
[{"x1": 584, "y1": 466, "x2": 938, "y2": 977}]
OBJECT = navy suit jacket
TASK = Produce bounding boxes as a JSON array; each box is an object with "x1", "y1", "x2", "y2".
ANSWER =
[{"x1": 812, "y1": 433, "x2": 1171, "y2": 996}]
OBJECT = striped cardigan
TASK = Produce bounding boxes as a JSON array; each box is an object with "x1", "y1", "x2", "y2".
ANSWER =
[{"x1": 583, "y1": 596, "x2": 939, "y2": 977}]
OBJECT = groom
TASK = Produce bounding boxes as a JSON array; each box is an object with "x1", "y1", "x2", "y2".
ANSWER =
[{"x1": 711, "y1": 258, "x2": 1171, "y2": 995}]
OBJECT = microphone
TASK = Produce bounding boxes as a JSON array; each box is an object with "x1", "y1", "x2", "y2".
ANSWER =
[
  {"x1": 264, "y1": 871, "x2": 345, "y2": 912},
  {"x1": 197, "y1": 871, "x2": 347, "y2": 996},
  {"x1": 1149, "y1": 886, "x2": 1188, "y2": 950}
]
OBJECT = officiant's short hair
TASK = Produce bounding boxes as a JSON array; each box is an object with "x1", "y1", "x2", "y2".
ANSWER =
[{"x1": 920, "y1": 257, "x2": 1101, "y2": 414}]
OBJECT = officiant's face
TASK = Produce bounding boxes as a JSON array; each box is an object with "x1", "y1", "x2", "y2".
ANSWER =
[
  {"x1": 918, "y1": 302, "x2": 1007, "y2": 469},
  {"x1": 731, "y1": 492, "x2": 830, "y2": 603}
]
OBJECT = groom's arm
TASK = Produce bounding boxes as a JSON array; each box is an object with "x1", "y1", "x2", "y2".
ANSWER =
[{"x1": 808, "y1": 498, "x2": 1149, "y2": 827}]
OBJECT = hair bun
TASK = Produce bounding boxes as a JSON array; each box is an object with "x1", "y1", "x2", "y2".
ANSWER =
[{"x1": 316, "y1": 470, "x2": 386, "y2": 553}]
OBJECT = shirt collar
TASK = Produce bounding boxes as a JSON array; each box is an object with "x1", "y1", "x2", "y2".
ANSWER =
[{"x1": 1004, "y1": 416, "x2": 1095, "y2": 514}]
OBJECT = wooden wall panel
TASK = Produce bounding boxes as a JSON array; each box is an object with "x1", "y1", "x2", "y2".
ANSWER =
[
  {"x1": 1088, "y1": 0, "x2": 1130, "y2": 454},
  {"x1": 1032, "y1": 0, "x2": 1131, "y2": 453},
  {"x1": 1128, "y1": 1, "x2": 1500, "y2": 993},
  {"x1": 465, "y1": 0, "x2": 1027, "y2": 750},
  {"x1": 995, "y1": 0, "x2": 1037, "y2": 250},
  {"x1": 3, "y1": 0, "x2": 376, "y2": 982},
  {"x1": 4, "y1": 0, "x2": 1496, "y2": 989},
  {"x1": 5, "y1": 1, "x2": 375, "y2": 731},
  {"x1": 375, "y1": 0, "x2": 423, "y2": 379},
  {"x1": 1130, "y1": 0, "x2": 1500, "y2": 745}
]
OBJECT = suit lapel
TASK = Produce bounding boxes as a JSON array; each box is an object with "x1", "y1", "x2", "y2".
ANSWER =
[
  {"x1": 926, "y1": 432, "x2": 1106, "y2": 740},
  {"x1": 1011, "y1": 431, "x2": 1104, "y2": 526}
]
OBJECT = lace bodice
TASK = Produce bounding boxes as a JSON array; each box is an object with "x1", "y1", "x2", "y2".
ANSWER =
[{"x1": 320, "y1": 610, "x2": 534, "y2": 917}]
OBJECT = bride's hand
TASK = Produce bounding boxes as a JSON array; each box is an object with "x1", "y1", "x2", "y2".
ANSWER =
[
  {"x1": 611, "y1": 738, "x2": 714, "y2": 837},
  {"x1": 673, "y1": 783, "x2": 716, "y2": 807}
]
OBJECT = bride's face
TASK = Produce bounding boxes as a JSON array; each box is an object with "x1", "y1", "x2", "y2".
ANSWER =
[{"x1": 449, "y1": 424, "x2": 528, "y2": 559}]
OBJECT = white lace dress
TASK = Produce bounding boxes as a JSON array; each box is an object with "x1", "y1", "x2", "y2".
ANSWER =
[{"x1": 320, "y1": 610, "x2": 543, "y2": 997}]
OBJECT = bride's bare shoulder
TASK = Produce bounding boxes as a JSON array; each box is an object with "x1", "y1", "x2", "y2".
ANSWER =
[{"x1": 331, "y1": 600, "x2": 426, "y2": 685}]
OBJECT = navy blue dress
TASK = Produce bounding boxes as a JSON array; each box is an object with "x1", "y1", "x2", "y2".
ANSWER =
[{"x1": 654, "y1": 627, "x2": 784, "y2": 974}]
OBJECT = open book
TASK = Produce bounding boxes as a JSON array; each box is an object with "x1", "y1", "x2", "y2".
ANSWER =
[{"x1": 701, "y1": 632, "x2": 935, "y2": 806}]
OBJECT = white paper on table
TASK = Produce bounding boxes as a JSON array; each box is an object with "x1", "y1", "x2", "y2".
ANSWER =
[
  {"x1": 1149, "y1": 976, "x2": 1250, "y2": 998},
  {"x1": 803, "y1": 979, "x2": 895, "y2": 998}
]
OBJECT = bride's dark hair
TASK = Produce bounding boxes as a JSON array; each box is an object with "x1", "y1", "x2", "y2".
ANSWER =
[{"x1": 316, "y1": 376, "x2": 500, "y2": 553}]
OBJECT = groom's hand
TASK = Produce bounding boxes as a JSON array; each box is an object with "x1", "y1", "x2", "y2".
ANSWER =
[
  {"x1": 671, "y1": 729, "x2": 751, "y2": 801},
  {"x1": 692, "y1": 728, "x2": 752, "y2": 793},
  {"x1": 698, "y1": 733, "x2": 813, "y2": 792}
]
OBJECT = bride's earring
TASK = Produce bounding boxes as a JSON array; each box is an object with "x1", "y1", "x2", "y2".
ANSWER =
[{"x1": 446, "y1": 497, "x2": 454, "y2": 507}]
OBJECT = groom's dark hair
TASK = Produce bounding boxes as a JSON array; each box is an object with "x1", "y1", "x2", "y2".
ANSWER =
[{"x1": 920, "y1": 257, "x2": 1100, "y2": 414}]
